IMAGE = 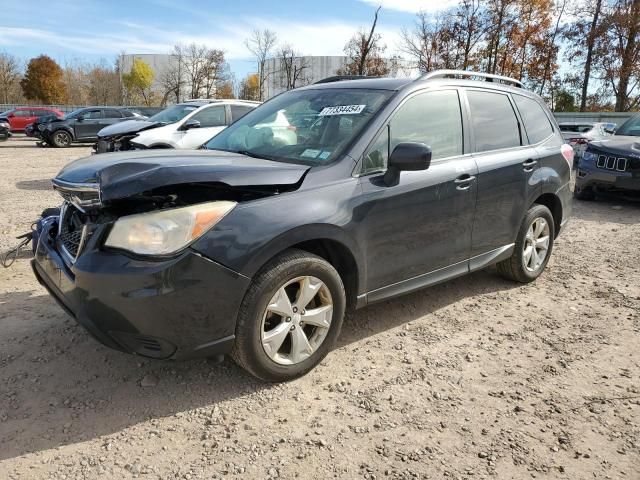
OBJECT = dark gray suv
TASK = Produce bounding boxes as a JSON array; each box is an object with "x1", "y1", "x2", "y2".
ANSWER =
[{"x1": 32, "y1": 70, "x2": 573, "y2": 381}]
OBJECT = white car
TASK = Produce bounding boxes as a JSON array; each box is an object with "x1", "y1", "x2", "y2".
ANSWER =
[{"x1": 95, "y1": 100, "x2": 260, "y2": 152}]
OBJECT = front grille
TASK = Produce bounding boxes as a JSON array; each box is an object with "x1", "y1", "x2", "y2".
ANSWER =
[
  {"x1": 58, "y1": 203, "x2": 92, "y2": 260},
  {"x1": 597, "y1": 154, "x2": 629, "y2": 172}
]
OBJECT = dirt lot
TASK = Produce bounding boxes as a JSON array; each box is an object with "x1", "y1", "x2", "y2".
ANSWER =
[{"x1": 0, "y1": 135, "x2": 638, "y2": 480}]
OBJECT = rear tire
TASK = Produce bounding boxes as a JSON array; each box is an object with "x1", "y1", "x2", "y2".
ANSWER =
[
  {"x1": 51, "y1": 130, "x2": 72, "y2": 148},
  {"x1": 497, "y1": 204, "x2": 555, "y2": 283},
  {"x1": 231, "y1": 249, "x2": 345, "y2": 382}
]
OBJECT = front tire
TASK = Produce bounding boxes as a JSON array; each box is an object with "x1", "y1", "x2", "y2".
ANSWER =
[
  {"x1": 497, "y1": 204, "x2": 555, "y2": 283},
  {"x1": 51, "y1": 130, "x2": 72, "y2": 148},
  {"x1": 232, "y1": 249, "x2": 346, "y2": 382}
]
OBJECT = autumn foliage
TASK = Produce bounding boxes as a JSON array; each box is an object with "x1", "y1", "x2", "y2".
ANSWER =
[{"x1": 20, "y1": 55, "x2": 66, "y2": 104}]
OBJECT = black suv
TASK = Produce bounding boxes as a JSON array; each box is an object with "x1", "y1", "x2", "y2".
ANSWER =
[
  {"x1": 31, "y1": 71, "x2": 572, "y2": 381},
  {"x1": 575, "y1": 113, "x2": 640, "y2": 199},
  {"x1": 41, "y1": 107, "x2": 144, "y2": 148}
]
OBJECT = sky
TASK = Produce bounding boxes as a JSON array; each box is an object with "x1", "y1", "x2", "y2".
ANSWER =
[{"x1": 0, "y1": 0, "x2": 458, "y2": 80}]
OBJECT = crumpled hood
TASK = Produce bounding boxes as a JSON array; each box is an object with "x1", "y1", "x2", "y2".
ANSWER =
[
  {"x1": 590, "y1": 135, "x2": 640, "y2": 157},
  {"x1": 54, "y1": 149, "x2": 310, "y2": 202},
  {"x1": 97, "y1": 119, "x2": 161, "y2": 138}
]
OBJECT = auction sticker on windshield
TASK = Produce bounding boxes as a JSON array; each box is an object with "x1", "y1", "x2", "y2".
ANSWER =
[{"x1": 319, "y1": 105, "x2": 366, "y2": 116}]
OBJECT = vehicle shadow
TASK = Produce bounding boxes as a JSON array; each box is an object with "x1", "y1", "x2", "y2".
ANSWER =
[{"x1": 0, "y1": 266, "x2": 517, "y2": 461}]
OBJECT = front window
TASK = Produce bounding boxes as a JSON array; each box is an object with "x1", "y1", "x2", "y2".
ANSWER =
[
  {"x1": 65, "y1": 109, "x2": 85, "y2": 120},
  {"x1": 204, "y1": 88, "x2": 393, "y2": 164},
  {"x1": 149, "y1": 104, "x2": 199, "y2": 124}
]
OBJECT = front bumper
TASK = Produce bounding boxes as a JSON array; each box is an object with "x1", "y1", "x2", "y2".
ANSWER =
[
  {"x1": 32, "y1": 216, "x2": 250, "y2": 360},
  {"x1": 576, "y1": 161, "x2": 640, "y2": 192}
]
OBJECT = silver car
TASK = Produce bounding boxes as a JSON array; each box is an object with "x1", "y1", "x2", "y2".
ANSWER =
[{"x1": 558, "y1": 122, "x2": 615, "y2": 163}]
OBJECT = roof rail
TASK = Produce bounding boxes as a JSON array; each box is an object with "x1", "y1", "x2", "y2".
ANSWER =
[
  {"x1": 420, "y1": 70, "x2": 522, "y2": 88},
  {"x1": 313, "y1": 75, "x2": 374, "y2": 84}
]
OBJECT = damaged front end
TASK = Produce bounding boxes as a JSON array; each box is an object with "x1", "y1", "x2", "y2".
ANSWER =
[
  {"x1": 93, "y1": 120, "x2": 162, "y2": 153},
  {"x1": 32, "y1": 150, "x2": 308, "y2": 359}
]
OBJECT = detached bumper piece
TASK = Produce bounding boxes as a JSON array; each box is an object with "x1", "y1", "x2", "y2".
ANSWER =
[{"x1": 32, "y1": 214, "x2": 250, "y2": 360}]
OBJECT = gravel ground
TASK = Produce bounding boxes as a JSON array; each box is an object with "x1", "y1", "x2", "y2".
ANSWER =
[{"x1": 0, "y1": 135, "x2": 639, "y2": 480}]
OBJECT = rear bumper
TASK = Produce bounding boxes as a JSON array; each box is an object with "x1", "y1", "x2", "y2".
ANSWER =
[{"x1": 32, "y1": 217, "x2": 250, "y2": 360}]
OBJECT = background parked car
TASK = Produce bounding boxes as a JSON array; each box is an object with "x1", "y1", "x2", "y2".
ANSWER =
[
  {"x1": 0, "y1": 119, "x2": 10, "y2": 141},
  {"x1": 0, "y1": 107, "x2": 64, "y2": 132},
  {"x1": 574, "y1": 113, "x2": 640, "y2": 200},
  {"x1": 41, "y1": 107, "x2": 146, "y2": 148},
  {"x1": 558, "y1": 122, "x2": 613, "y2": 164},
  {"x1": 95, "y1": 100, "x2": 259, "y2": 152}
]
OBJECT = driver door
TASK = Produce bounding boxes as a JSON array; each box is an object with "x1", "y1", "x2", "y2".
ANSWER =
[
  {"x1": 176, "y1": 105, "x2": 227, "y2": 148},
  {"x1": 75, "y1": 109, "x2": 104, "y2": 139},
  {"x1": 357, "y1": 89, "x2": 478, "y2": 298}
]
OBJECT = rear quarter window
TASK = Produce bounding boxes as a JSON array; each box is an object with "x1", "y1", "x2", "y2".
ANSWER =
[{"x1": 513, "y1": 95, "x2": 554, "y2": 144}]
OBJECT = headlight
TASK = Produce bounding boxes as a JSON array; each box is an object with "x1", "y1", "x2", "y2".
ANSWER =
[
  {"x1": 105, "y1": 201, "x2": 236, "y2": 255},
  {"x1": 38, "y1": 124, "x2": 46, "y2": 131},
  {"x1": 0, "y1": 122, "x2": 9, "y2": 129},
  {"x1": 582, "y1": 150, "x2": 597, "y2": 162}
]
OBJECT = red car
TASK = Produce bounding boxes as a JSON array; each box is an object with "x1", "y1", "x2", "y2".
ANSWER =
[{"x1": 0, "y1": 107, "x2": 64, "y2": 132}]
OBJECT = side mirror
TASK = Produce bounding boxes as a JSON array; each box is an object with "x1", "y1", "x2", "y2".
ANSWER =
[
  {"x1": 76, "y1": 114, "x2": 85, "y2": 122},
  {"x1": 7, "y1": 112, "x2": 14, "y2": 118},
  {"x1": 383, "y1": 142, "x2": 432, "y2": 186},
  {"x1": 604, "y1": 128, "x2": 615, "y2": 134},
  {"x1": 182, "y1": 119, "x2": 201, "y2": 130}
]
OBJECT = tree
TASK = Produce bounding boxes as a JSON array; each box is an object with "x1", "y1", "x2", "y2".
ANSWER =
[
  {"x1": 160, "y1": 47, "x2": 186, "y2": 105},
  {"x1": 554, "y1": 89, "x2": 577, "y2": 111},
  {"x1": 216, "y1": 80, "x2": 235, "y2": 99},
  {"x1": 20, "y1": 55, "x2": 66, "y2": 103},
  {"x1": 277, "y1": 45, "x2": 309, "y2": 90},
  {"x1": 595, "y1": 0, "x2": 640, "y2": 111},
  {"x1": 238, "y1": 73, "x2": 260, "y2": 101},
  {"x1": 0, "y1": 52, "x2": 22, "y2": 104},
  {"x1": 88, "y1": 62, "x2": 121, "y2": 105},
  {"x1": 122, "y1": 57, "x2": 154, "y2": 106},
  {"x1": 564, "y1": 0, "x2": 605, "y2": 111},
  {"x1": 245, "y1": 29, "x2": 277, "y2": 101},
  {"x1": 339, "y1": 6, "x2": 390, "y2": 76}
]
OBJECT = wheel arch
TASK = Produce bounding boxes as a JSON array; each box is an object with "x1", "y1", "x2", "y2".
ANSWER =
[
  {"x1": 531, "y1": 192, "x2": 562, "y2": 237},
  {"x1": 242, "y1": 225, "x2": 364, "y2": 312}
]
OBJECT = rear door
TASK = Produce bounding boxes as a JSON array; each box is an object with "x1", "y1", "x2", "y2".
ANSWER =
[
  {"x1": 465, "y1": 88, "x2": 538, "y2": 259},
  {"x1": 100, "y1": 109, "x2": 125, "y2": 132},
  {"x1": 358, "y1": 89, "x2": 478, "y2": 295},
  {"x1": 177, "y1": 105, "x2": 227, "y2": 148}
]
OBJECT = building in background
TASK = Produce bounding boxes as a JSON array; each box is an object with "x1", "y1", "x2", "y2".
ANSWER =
[
  {"x1": 262, "y1": 55, "x2": 417, "y2": 99},
  {"x1": 119, "y1": 54, "x2": 176, "y2": 94}
]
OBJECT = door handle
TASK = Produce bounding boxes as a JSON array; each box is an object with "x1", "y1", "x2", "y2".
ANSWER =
[
  {"x1": 454, "y1": 174, "x2": 476, "y2": 190},
  {"x1": 523, "y1": 159, "x2": 537, "y2": 172}
]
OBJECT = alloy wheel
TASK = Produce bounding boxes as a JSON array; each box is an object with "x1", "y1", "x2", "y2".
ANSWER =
[
  {"x1": 522, "y1": 217, "x2": 550, "y2": 272},
  {"x1": 261, "y1": 276, "x2": 333, "y2": 365},
  {"x1": 54, "y1": 131, "x2": 70, "y2": 146}
]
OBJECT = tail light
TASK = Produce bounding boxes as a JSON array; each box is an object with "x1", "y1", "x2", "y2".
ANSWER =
[{"x1": 561, "y1": 144, "x2": 574, "y2": 168}]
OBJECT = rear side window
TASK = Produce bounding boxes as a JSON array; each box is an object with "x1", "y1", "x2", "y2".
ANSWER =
[
  {"x1": 230, "y1": 105, "x2": 254, "y2": 122},
  {"x1": 467, "y1": 90, "x2": 520, "y2": 152},
  {"x1": 14, "y1": 110, "x2": 32, "y2": 117},
  {"x1": 103, "y1": 109, "x2": 123, "y2": 118},
  {"x1": 513, "y1": 95, "x2": 553, "y2": 144}
]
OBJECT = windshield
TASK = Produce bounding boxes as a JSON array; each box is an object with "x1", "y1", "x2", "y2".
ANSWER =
[
  {"x1": 615, "y1": 115, "x2": 640, "y2": 136},
  {"x1": 149, "y1": 104, "x2": 198, "y2": 124},
  {"x1": 204, "y1": 88, "x2": 393, "y2": 164}
]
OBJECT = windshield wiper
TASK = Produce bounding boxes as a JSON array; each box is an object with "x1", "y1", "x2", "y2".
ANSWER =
[{"x1": 234, "y1": 150, "x2": 275, "y2": 161}]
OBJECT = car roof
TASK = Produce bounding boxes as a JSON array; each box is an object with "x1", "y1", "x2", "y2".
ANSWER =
[{"x1": 297, "y1": 71, "x2": 544, "y2": 102}]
